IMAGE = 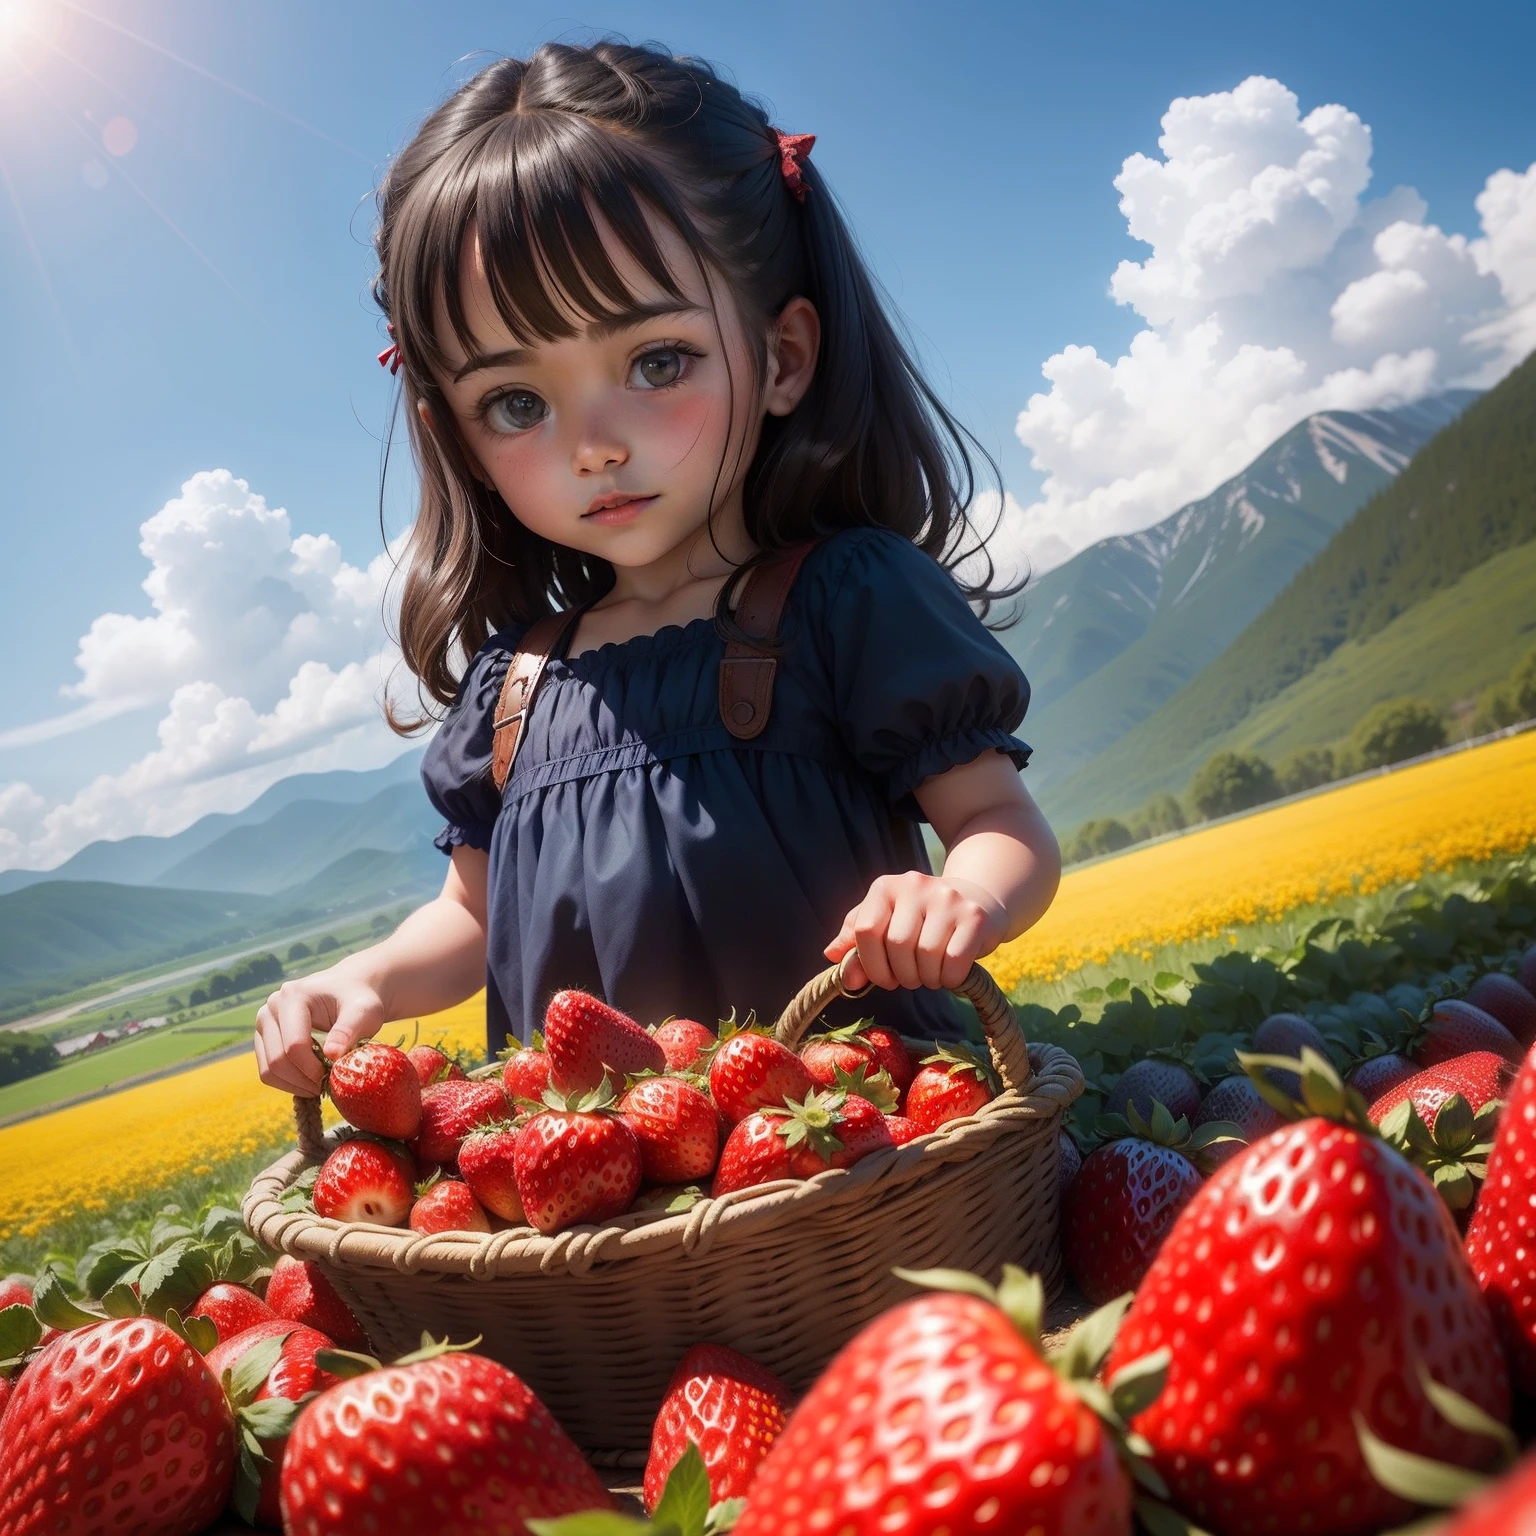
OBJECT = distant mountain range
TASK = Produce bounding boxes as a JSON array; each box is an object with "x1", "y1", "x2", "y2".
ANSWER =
[{"x1": 1004, "y1": 392, "x2": 1479, "y2": 802}]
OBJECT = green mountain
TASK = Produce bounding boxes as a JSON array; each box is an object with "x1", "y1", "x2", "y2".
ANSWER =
[
  {"x1": 1006, "y1": 393, "x2": 1476, "y2": 796},
  {"x1": 1043, "y1": 353, "x2": 1536, "y2": 825}
]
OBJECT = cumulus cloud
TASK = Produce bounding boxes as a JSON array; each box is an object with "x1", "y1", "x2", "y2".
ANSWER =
[
  {"x1": 1011, "y1": 75, "x2": 1536, "y2": 569},
  {"x1": 0, "y1": 471, "x2": 406, "y2": 871}
]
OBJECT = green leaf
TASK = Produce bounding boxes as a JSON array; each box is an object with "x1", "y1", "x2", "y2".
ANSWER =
[
  {"x1": 527, "y1": 1517, "x2": 655, "y2": 1536},
  {"x1": 1432, "y1": 1094, "x2": 1474, "y2": 1149},
  {"x1": 232, "y1": 1442, "x2": 264, "y2": 1526},
  {"x1": 1430, "y1": 1164, "x2": 1476, "y2": 1211},
  {"x1": 0, "y1": 1303, "x2": 42, "y2": 1363},
  {"x1": 993, "y1": 1266, "x2": 1044, "y2": 1350},
  {"x1": 1107, "y1": 1347, "x2": 1170, "y2": 1420},
  {"x1": 1052, "y1": 1291, "x2": 1133, "y2": 1382},
  {"x1": 312, "y1": 1347, "x2": 380, "y2": 1379},
  {"x1": 1134, "y1": 1495, "x2": 1217, "y2": 1536},
  {"x1": 240, "y1": 1397, "x2": 306, "y2": 1439},
  {"x1": 228, "y1": 1331, "x2": 291, "y2": 1407},
  {"x1": 32, "y1": 1267, "x2": 99, "y2": 1331},
  {"x1": 651, "y1": 1443, "x2": 711, "y2": 1536},
  {"x1": 182, "y1": 1314, "x2": 220, "y2": 1355},
  {"x1": 704, "y1": 1500, "x2": 746, "y2": 1535},
  {"x1": 100, "y1": 1282, "x2": 143, "y2": 1318},
  {"x1": 1416, "y1": 1364, "x2": 1519, "y2": 1464},
  {"x1": 77, "y1": 1247, "x2": 141, "y2": 1301},
  {"x1": 202, "y1": 1206, "x2": 247, "y2": 1243},
  {"x1": 891, "y1": 1267, "x2": 997, "y2": 1304},
  {"x1": 1377, "y1": 1100, "x2": 1414, "y2": 1146},
  {"x1": 1354, "y1": 1412, "x2": 1491, "y2": 1508}
]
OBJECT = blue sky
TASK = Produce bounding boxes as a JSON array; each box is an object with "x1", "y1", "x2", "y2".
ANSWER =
[{"x1": 1, "y1": 0, "x2": 1533, "y2": 866}]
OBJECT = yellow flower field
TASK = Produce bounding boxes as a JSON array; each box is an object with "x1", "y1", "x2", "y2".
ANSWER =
[
  {"x1": 0, "y1": 997, "x2": 488, "y2": 1245},
  {"x1": 985, "y1": 730, "x2": 1536, "y2": 991}
]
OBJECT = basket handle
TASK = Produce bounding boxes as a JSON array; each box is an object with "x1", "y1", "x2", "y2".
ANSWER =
[
  {"x1": 294, "y1": 1094, "x2": 327, "y2": 1163},
  {"x1": 771, "y1": 957, "x2": 1032, "y2": 1094}
]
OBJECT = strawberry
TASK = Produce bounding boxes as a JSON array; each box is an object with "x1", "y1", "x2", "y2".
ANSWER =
[
  {"x1": 1057, "y1": 1128, "x2": 1083, "y2": 1197},
  {"x1": 620, "y1": 1075, "x2": 720, "y2": 1183},
  {"x1": 1348, "y1": 1049, "x2": 1417, "y2": 1100},
  {"x1": 1192, "y1": 1073, "x2": 1285, "y2": 1167},
  {"x1": 279, "y1": 1340, "x2": 614, "y2": 1533},
  {"x1": 1369, "y1": 1050, "x2": 1514, "y2": 1132},
  {"x1": 713, "y1": 1089, "x2": 894, "y2": 1195},
  {"x1": 904, "y1": 1042, "x2": 998, "y2": 1133},
  {"x1": 409, "y1": 1177, "x2": 492, "y2": 1234},
  {"x1": 0, "y1": 1276, "x2": 32, "y2": 1311},
  {"x1": 653, "y1": 1017, "x2": 718, "y2": 1072},
  {"x1": 644, "y1": 1343, "x2": 793, "y2": 1512},
  {"x1": 733, "y1": 1267, "x2": 1153, "y2": 1536},
  {"x1": 1106, "y1": 1052, "x2": 1513, "y2": 1535},
  {"x1": 1065, "y1": 1100, "x2": 1235, "y2": 1304},
  {"x1": 0, "y1": 1317, "x2": 237, "y2": 1535},
  {"x1": 412, "y1": 1076, "x2": 510, "y2": 1166},
  {"x1": 265, "y1": 1253, "x2": 367, "y2": 1350},
  {"x1": 1438, "y1": 1449, "x2": 1536, "y2": 1534},
  {"x1": 885, "y1": 1113, "x2": 925, "y2": 1146},
  {"x1": 800, "y1": 1020, "x2": 913, "y2": 1094},
  {"x1": 1467, "y1": 972, "x2": 1536, "y2": 1047},
  {"x1": 1465, "y1": 1038, "x2": 1536, "y2": 1392},
  {"x1": 312, "y1": 1136, "x2": 416, "y2": 1225},
  {"x1": 406, "y1": 1041, "x2": 464, "y2": 1085},
  {"x1": 189, "y1": 1280, "x2": 277, "y2": 1344},
  {"x1": 707, "y1": 1028, "x2": 816, "y2": 1124},
  {"x1": 544, "y1": 988, "x2": 666, "y2": 1093},
  {"x1": 1105, "y1": 1056, "x2": 1201, "y2": 1122},
  {"x1": 458, "y1": 1124, "x2": 526, "y2": 1221},
  {"x1": 712, "y1": 1111, "x2": 798, "y2": 1194},
  {"x1": 206, "y1": 1319, "x2": 336, "y2": 1527},
  {"x1": 502, "y1": 1033, "x2": 554, "y2": 1103},
  {"x1": 1415, "y1": 999, "x2": 1522, "y2": 1068},
  {"x1": 326, "y1": 1040, "x2": 422, "y2": 1140},
  {"x1": 515, "y1": 1081, "x2": 644, "y2": 1234},
  {"x1": 1252, "y1": 1010, "x2": 1330, "y2": 1094}
]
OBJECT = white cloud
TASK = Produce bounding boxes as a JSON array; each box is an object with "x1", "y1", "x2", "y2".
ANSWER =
[
  {"x1": 1, "y1": 470, "x2": 406, "y2": 871},
  {"x1": 1010, "y1": 76, "x2": 1536, "y2": 569}
]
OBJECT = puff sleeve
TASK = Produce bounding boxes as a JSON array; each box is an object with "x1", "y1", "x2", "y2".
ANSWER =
[
  {"x1": 815, "y1": 530, "x2": 1031, "y2": 820},
  {"x1": 420, "y1": 632, "x2": 519, "y2": 854}
]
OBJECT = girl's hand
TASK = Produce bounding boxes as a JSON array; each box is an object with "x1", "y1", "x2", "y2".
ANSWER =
[
  {"x1": 253, "y1": 969, "x2": 386, "y2": 1098},
  {"x1": 825, "y1": 871, "x2": 1008, "y2": 992}
]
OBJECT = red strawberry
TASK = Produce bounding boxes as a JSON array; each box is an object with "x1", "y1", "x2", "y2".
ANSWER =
[
  {"x1": 0, "y1": 1318, "x2": 237, "y2": 1536},
  {"x1": 1416, "y1": 999, "x2": 1521, "y2": 1068},
  {"x1": 1106, "y1": 1076, "x2": 1512, "y2": 1535},
  {"x1": 644, "y1": 1343, "x2": 794, "y2": 1512},
  {"x1": 265, "y1": 1254, "x2": 367, "y2": 1350},
  {"x1": 905, "y1": 1043, "x2": 998, "y2": 1133},
  {"x1": 1348, "y1": 1049, "x2": 1417, "y2": 1100},
  {"x1": 885, "y1": 1113, "x2": 925, "y2": 1146},
  {"x1": 620, "y1": 1075, "x2": 720, "y2": 1183},
  {"x1": 1369, "y1": 1050, "x2": 1515, "y2": 1132},
  {"x1": 0, "y1": 1276, "x2": 32, "y2": 1311},
  {"x1": 502, "y1": 1035, "x2": 554, "y2": 1103},
  {"x1": 514, "y1": 1083, "x2": 644, "y2": 1234},
  {"x1": 733, "y1": 1269, "x2": 1139, "y2": 1536},
  {"x1": 801, "y1": 1021, "x2": 912, "y2": 1093},
  {"x1": 1252, "y1": 1011, "x2": 1330, "y2": 1095},
  {"x1": 412, "y1": 1077, "x2": 509, "y2": 1166},
  {"x1": 326, "y1": 1041, "x2": 422, "y2": 1139},
  {"x1": 1192, "y1": 1073, "x2": 1286, "y2": 1167},
  {"x1": 1064, "y1": 1107, "x2": 1209, "y2": 1304},
  {"x1": 189, "y1": 1281, "x2": 277, "y2": 1344},
  {"x1": 405, "y1": 1042, "x2": 464, "y2": 1085},
  {"x1": 408, "y1": 1178, "x2": 491, "y2": 1234},
  {"x1": 712, "y1": 1111, "x2": 798, "y2": 1195},
  {"x1": 312, "y1": 1137, "x2": 416, "y2": 1225},
  {"x1": 652, "y1": 1017, "x2": 717, "y2": 1072},
  {"x1": 1438, "y1": 1448, "x2": 1536, "y2": 1534},
  {"x1": 206, "y1": 1319, "x2": 336, "y2": 1527},
  {"x1": 1105, "y1": 1056, "x2": 1201, "y2": 1122},
  {"x1": 458, "y1": 1125, "x2": 525, "y2": 1222},
  {"x1": 707, "y1": 1030, "x2": 815, "y2": 1124},
  {"x1": 713, "y1": 1090, "x2": 894, "y2": 1195},
  {"x1": 1467, "y1": 972, "x2": 1536, "y2": 1047},
  {"x1": 1466, "y1": 1038, "x2": 1536, "y2": 1392},
  {"x1": 543, "y1": 988, "x2": 666, "y2": 1093},
  {"x1": 279, "y1": 1344, "x2": 614, "y2": 1533}
]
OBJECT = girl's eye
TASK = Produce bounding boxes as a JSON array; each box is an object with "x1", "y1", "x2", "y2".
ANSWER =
[
  {"x1": 485, "y1": 389, "x2": 548, "y2": 433},
  {"x1": 632, "y1": 347, "x2": 690, "y2": 389}
]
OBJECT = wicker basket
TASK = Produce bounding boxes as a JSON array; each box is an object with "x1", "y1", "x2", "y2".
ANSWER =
[{"x1": 243, "y1": 961, "x2": 1082, "y2": 1460}]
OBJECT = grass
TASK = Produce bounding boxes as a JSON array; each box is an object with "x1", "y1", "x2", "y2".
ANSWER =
[{"x1": 0, "y1": 1002, "x2": 259, "y2": 1120}]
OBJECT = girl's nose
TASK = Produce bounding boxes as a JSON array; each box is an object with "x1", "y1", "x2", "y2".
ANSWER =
[{"x1": 570, "y1": 419, "x2": 629, "y2": 475}]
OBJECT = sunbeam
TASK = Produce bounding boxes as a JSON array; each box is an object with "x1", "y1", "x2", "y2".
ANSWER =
[{"x1": 54, "y1": 0, "x2": 369, "y2": 163}]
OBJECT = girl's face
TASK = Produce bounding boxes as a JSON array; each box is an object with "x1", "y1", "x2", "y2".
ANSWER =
[{"x1": 428, "y1": 214, "x2": 817, "y2": 573}]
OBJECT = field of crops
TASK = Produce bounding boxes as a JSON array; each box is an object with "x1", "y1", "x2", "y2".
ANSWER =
[{"x1": 987, "y1": 730, "x2": 1536, "y2": 990}]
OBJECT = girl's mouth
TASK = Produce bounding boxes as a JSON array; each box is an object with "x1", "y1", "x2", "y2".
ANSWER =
[{"x1": 582, "y1": 494, "x2": 658, "y2": 526}]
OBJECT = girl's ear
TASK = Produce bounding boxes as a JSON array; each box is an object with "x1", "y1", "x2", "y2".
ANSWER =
[{"x1": 763, "y1": 297, "x2": 821, "y2": 418}]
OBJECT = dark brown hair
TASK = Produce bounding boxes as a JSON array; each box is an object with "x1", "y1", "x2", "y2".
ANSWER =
[{"x1": 375, "y1": 39, "x2": 1013, "y2": 728}]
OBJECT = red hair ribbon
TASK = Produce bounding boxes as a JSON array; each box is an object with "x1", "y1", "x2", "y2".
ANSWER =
[
  {"x1": 377, "y1": 322, "x2": 402, "y2": 375},
  {"x1": 775, "y1": 131, "x2": 815, "y2": 203}
]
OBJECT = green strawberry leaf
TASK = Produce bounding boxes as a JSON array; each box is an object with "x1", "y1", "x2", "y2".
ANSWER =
[
  {"x1": 1134, "y1": 1494, "x2": 1216, "y2": 1536},
  {"x1": 1415, "y1": 1364, "x2": 1519, "y2": 1464},
  {"x1": 992, "y1": 1266, "x2": 1045, "y2": 1350},
  {"x1": 228, "y1": 1331, "x2": 292, "y2": 1408},
  {"x1": 201, "y1": 1206, "x2": 247, "y2": 1243},
  {"x1": 830, "y1": 1062, "x2": 899, "y2": 1114},
  {"x1": 240, "y1": 1396, "x2": 307, "y2": 1439},
  {"x1": 1107, "y1": 1347, "x2": 1170, "y2": 1421},
  {"x1": 1431, "y1": 1163, "x2": 1476, "y2": 1210},
  {"x1": 32, "y1": 1267, "x2": 100, "y2": 1331},
  {"x1": 1431, "y1": 1094, "x2": 1474, "y2": 1150},
  {"x1": 76, "y1": 1246, "x2": 142, "y2": 1301},
  {"x1": 180, "y1": 1312, "x2": 221, "y2": 1355},
  {"x1": 0, "y1": 1303, "x2": 42, "y2": 1367},
  {"x1": 313, "y1": 1347, "x2": 381, "y2": 1379},
  {"x1": 527, "y1": 1516, "x2": 655, "y2": 1535},
  {"x1": 1052, "y1": 1291, "x2": 1133, "y2": 1383},
  {"x1": 100, "y1": 1282, "x2": 142, "y2": 1318},
  {"x1": 703, "y1": 1500, "x2": 745, "y2": 1534},
  {"x1": 1354, "y1": 1412, "x2": 1492, "y2": 1508},
  {"x1": 891, "y1": 1266, "x2": 998, "y2": 1304},
  {"x1": 651, "y1": 1444, "x2": 711, "y2": 1536}
]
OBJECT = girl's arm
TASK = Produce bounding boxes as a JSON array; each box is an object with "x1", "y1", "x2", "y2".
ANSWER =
[
  {"x1": 825, "y1": 751, "x2": 1060, "y2": 992},
  {"x1": 253, "y1": 846, "x2": 490, "y2": 1096}
]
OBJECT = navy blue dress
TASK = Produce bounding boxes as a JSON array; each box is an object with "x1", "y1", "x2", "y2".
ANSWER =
[{"x1": 422, "y1": 529, "x2": 1032, "y2": 1053}]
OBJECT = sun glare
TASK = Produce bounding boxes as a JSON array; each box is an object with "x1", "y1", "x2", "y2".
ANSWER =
[{"x1": 0, "y1": 0, "x2": 70, "y2": 90}]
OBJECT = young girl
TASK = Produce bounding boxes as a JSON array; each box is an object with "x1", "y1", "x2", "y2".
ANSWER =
[{"x1": 254, "y1": 40, "x2": 1060, "y2": 1098}]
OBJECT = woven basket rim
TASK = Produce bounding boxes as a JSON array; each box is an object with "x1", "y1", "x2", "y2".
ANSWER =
[{"x1": 245, "y1": 1041, "x2": 1082, "y2": 1279}]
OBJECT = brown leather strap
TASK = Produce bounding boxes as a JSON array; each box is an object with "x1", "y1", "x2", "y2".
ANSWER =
[
  {"x1": 491, "y1": 607, "x2": 587, "y2": 792},
  {"x1": 719, "y1": 542, "x2": 822, "y2": 740}
]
